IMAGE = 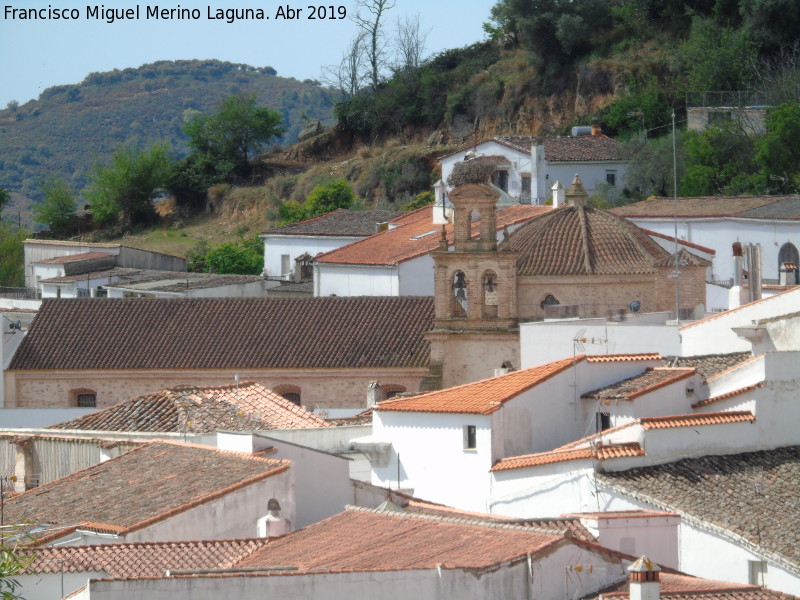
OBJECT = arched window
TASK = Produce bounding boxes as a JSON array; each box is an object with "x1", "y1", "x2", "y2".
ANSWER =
[
  {"x1": 452, "y1": 271, "x2": 468, "y2": 316},
  {"x1": 482, "y1": 269, "x2": 498, "y2": 317},
  {"x1": 540, "y1": 294, "x2": 560, "y2": 318},
  {"x1": 70, "y1": 388, "x2": 97, "y2": 408},
  {"x1": 383, "y1": 385, "x2": 406, "y2": 400},
  {"x1": 779, "y1": 243, "x2": 799, "y2": 284},
  {"x1": 274, "y1": 385, "x2": 301, "y2": 406}
]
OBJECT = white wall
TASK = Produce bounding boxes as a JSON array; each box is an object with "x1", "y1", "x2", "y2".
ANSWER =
[
  {"x1": 315, "y1": 264, "x2": 399, "y2": 297},
  {"x1": 123, "y1": 466, "x2": 294, "y2": 543},
  {"x1": 541, "y1": 161, "x2": 627, "y2": 200},
  {"x1": 263, "y1": 235, "x2": 362, "y2": 279},
  {"x1": 440, "y1": 141, "x2": 531, "y2": 201},
  {"x1": 625, "y1": 217, "x2": 800, "y2": 283},
  {"x1": 520, "y1": 317, "x2": 681, "y2": 369},
  {"x1": 578, "y1": 513, "x2": 680, "y2": 570},
  {"x1": 372, "y1": 411, "x2": 493, "y2": 512},
  {"x1": 398, "y1": 255, "x2": 435, "y2": 296}
]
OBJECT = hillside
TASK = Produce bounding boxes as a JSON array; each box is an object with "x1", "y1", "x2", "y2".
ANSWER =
[{"x1": 0, "y1": 60, "x2": 335, "y2": 205}]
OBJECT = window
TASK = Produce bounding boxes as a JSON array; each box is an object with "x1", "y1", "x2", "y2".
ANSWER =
[
  {"x1": 464, "y1": 425, "x2": 477, "y2": 450},
  {"x1": 280, "y1": 254, "x2": 291, "y2": 277},
  {"x1": 596, "y1": 412, "x2": 611, "y2": 432},
  {"x1": 606, "y1": 170, "x2": 617, "y2": 186},
  {"x1": 77, "y1": 394, "x2": 96, "y2": 407},
  {"x1": 274, "y1": 385, "x2": 301, "y2": 406},
  {"x1": 521, "y1": 174, "x2": 532, "y2": 199},
  {"x1": 492, "y1": 170, "x2": 509, "y2": 192},
  {"x1": 749, "y1": 561, "x2": 768, "y2": 586}
]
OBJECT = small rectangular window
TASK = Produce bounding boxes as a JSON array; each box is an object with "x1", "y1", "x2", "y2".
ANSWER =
[
  {"x1": 597, "y1": 412, "x2": 611, "y2": 432},
  {"x1": 749, "y1": 561, "x2": 768, "y2": 586},
  {"x1": 521, "y1": 174, "x2": 532, "y2": 198},
  {"x1": 464, "y1": 425, "x2": 477, "y2": 450},
  {"x1": 77, "y1": 394, "x2": 97, "y2": 408},
  {"x1": 606, "y1": 171, "x2": 617, "y2": 186},
  {"x1": 280, "y1": 254, "x2": 291, "y2": 276}
]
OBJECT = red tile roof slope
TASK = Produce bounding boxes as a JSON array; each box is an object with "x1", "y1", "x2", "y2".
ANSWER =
[
  {"x1": 592, "y1": 572, "x2": 799, "y2": 600},
  {"x1": 1, "y1": 441, "x2": 289, "y2": 544},
  {"x1": 599, "y1": 446, "x2": 800, "y2": 569},
  {"x1": 611, "y1": 195, "x2": 800, "y2": 219},
  {"x1": 28, "y1": 539, "x2": 268, "y2": 577},
  {"x1": 262, "y1": 208, "x2": 402, "y2": 236},
  {"x1": 38, "y1": 252, "x2": 114, "y2": 264},
  {"x1": 581, "y1": 368, "x2": 695, "y2": 402},
  {"x1": 639, "y1": 410, "x2": 755, "y2": 429},
  {"x1": 492, "y1": 443, "x2": 645, "y2": 472},
  {"x1": 48, "y1": 381, "x2": 332, "y2": 432},
  {"x1": 316, "y1": 204, "x2": 549, "y2": 266},
  {"x1": 9, "y1": 296, "x2": 433, "y2": 371},
  {"x1": 438, "y1": 135, "x2": 621, "y2": 163},
  {"x1": 692, "y1": 384, "x2": 763, "y2": 409},
  {"x1": 377, "y1": 356, "x2": 580, "y2": 414},
  {"x1": 401, "y1": 500, "x2": 597, "y2": 542},
  {"x1": 510, "y1": 206, "x2": 700, "y2": 276},
  {"x1": 236, "y1": 506, "x2": 563, "y2": 572}
]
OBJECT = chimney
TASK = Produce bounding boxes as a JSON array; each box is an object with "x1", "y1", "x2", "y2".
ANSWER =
[
  {"x1": 551, "y1": 181, "x2": 565, "y2": 207},
  {"x1": 566, "y1": 174, "x2": 588, "y2": 208},
  {"x1": 628, "y1": 556, "x2": 661, "y2": 600},
  {"x1": 592, "y1": 123, "x2": 601, "y2": 136},
  {"x1": 367, "y1": 381, "x2": 382, "y2": 408},
  {"x1": 257, "y1": 498, "x2": 291, "y2": 537},
  {"x1": 745, "y1": 243, "x2": 762, "y2": 302}
]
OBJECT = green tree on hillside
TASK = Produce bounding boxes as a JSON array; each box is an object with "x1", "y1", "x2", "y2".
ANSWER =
[
  {"x1": 85, "y1": 142, "x2": 172, "y2": 229},
  {"x1": 756, "y1": 102, "x2": 800, "y2": 192},
  {"x1": 304, "y1": 179, "x2": 355, "y2": 217},
  {"x1": 32, "y1": 178, "x2": 77, "y2": 236},
  {"x1": 0, "y1": 223, "x2": 25, "y2": 287},
  {"x1": 183, "y1": 93, "x2": 284, "y2": 179},
  {"x1": 0, "y1": 188, "x2": 9, "y2": 216}
]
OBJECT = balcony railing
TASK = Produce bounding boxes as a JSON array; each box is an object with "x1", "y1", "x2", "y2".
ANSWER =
[{"x1": 0, "y1": 287, "x2": 41, "y2": 300}]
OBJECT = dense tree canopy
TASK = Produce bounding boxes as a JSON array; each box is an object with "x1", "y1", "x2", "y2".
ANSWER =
[
  {"x1": 183, "y1": 94, "x2": 284, "y2": 179},
  {"x1": 32, "y1": 178, "x2": 77, "y2": 236}
]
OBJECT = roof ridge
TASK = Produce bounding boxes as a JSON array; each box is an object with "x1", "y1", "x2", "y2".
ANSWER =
[
  {"x1": 344, "y1": 505, "x2": 564, "y2": 536},
  {"x1": 692, "y1": 383, "x2": 764, "y2": 409}
]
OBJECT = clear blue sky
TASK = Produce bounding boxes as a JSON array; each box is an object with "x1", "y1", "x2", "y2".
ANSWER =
[{"x1": 0, "y1": 0, "x2": 495, "y2": 108}]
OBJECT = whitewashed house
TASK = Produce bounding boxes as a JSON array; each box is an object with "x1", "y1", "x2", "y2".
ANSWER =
[
  {"x1": 260, "y1": 209, "x2": 401, "y2": 280},
  {"x1": 366, "y1": 353, "x2": 662, "y2": 512},
  {"x1": 520, "y1": 285, "x2": 800, "y2": 368},
  {"x1": 313, "y1": 203, "x2": 549, "y2": 297},
  {"x1": 612, "y1": 195, "x2": 800, "y2": 286},
  {"x1": 439, "y1": 128, "x2": 628, "y2": 205}
]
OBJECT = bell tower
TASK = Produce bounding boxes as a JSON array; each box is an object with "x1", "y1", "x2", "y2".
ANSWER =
[{"x1": 424, "y1": 183, "x2": 521, "y2": 390}]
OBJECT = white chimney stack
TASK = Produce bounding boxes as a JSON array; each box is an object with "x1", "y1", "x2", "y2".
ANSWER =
[
  {"x1": 367, "y1": 381, "x2": 382, "y2": 408},
  {"x1": 551, "y1": 181, "x2": 565, "y2": 207},
  {"x1": 628, "y1": 556, "x2": 661, "y2": 600}
]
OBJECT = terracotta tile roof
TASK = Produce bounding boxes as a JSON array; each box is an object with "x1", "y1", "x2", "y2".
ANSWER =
[
  {"x1": 640, "y1": 228, "x2": 716, "y2": 255},
  {"x1": 9, "y1": 296, "x2": 433, "y2": 371},
  {"x1": 48, "y1": 381, "x2": 332, "y2": 433},
  {"x1": 491, "y1": 443, "x2": 645, "y2": 472},
  {"x1": 377, "y1": 354, "x2": 661, "y2": 415},
  {"x1": 592, "y1": 572, "x2": 799, "y2": 600},
  {"x1": 668, "y1": 352, "x2": 752, "y2": 381},
  {"x1": 1, "y1": 441, "x2": 289, "y2": 544},
  {"x1": 105, "y1": 271, "x2": 263, "y2": 292},
  {"x1": 679, "y1": 287, "x2": 800, "y2": 331},
  {"x1": 611, "y1": 195, "x2": 800, "y2": 219},
  {"x1": 27, "y1": 539, "x2": 268, "y2": 577},
  {"x1": 236, "y1": 506, "x2": 563, "y2": 573},
  {"x1": 585, "y1": 353, "x2": 662, "y2": 363},
  {"x1": 536, "y1": 134, "x2": 621, "y2": 162},
  {"x1": 599, "y1": 446, "x2": 800, "y2": 571},
  {"x1": 262, "y1": 209, "x2": 402, "y2": 236},
  {"x1": 582, "y1": 368, "x2": 695, "y2": 402},
  {"x1": 37, "y1": 252, "x2": 115, "y2": 264},
  {"x1": 438, "y1": 134, "x2": 621, "y2": 163},
  {"x1": 692, "y1": 384, "x2": 763, "y2": 409},
  {"x1": 316, "y1": 204, "x2": 549, "y2": 266},
  {"x1": 639, "y1": 410, "x2": 755, "y2": 429},
  {"x1": 377, "y1": 356, "x2": 579, "y2": 415},
  {"x1": 510, "y1": 206, "x2": 687, "y2": 276},
  {"x1": 400, "y1": 500, "x2": 597, "y2": 541}
]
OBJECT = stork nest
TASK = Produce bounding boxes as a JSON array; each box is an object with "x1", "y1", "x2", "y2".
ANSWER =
[{"x1": 446, "y1": 155, "x2": 508, "y2": 187}]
